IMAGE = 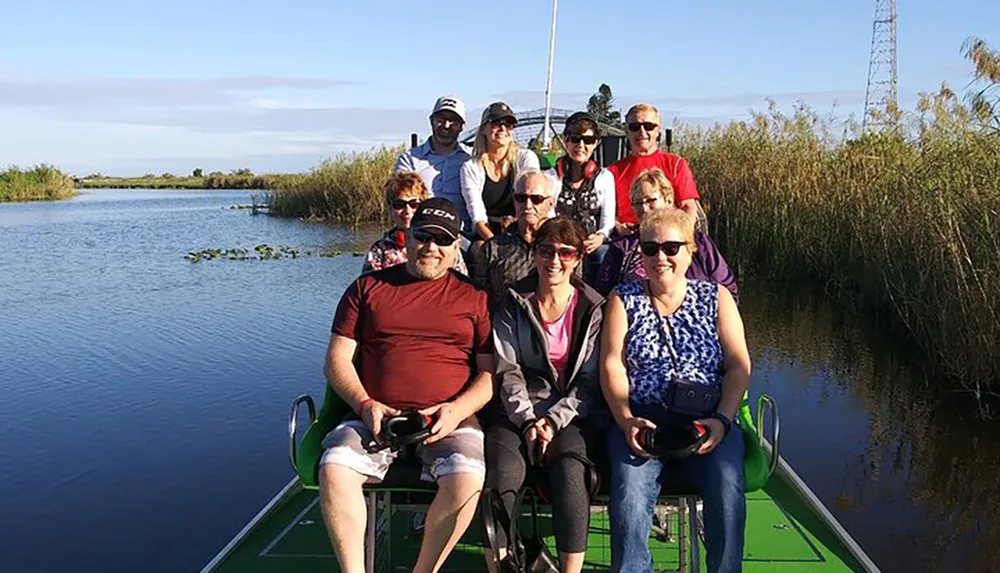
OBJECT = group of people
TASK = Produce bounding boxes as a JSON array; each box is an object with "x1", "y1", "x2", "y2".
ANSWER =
[{"x1": 318, "y1": 96, "x2": 752, "y2": 573}]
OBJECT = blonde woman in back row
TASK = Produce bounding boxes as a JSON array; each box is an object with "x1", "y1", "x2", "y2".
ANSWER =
[{"x1": 460, "y1": 101, "x2": 540, "y2": 243}]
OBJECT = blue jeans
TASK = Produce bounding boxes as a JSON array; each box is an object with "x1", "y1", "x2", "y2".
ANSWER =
[{"x1": 606, "y1": 404, "x2": 746, "y2": 573}]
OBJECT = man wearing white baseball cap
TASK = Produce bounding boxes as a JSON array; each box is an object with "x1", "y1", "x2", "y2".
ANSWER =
[{"x1": 395, "y1": 96, "x2": 473, "y2": 234}]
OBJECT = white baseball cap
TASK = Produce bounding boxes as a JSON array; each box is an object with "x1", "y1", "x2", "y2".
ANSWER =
[{"x1": 431, "y1": 96, "x2": 466, "y2": 123}]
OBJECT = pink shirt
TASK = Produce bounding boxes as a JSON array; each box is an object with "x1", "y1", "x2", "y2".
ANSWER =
[{"x1": 541, "y1": 288, "x2": 579, "y2": 387}]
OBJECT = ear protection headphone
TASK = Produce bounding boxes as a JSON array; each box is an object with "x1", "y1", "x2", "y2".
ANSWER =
[
  {"x1": 379, "y1": 410, "x2": 435, "y2": 451},
  {"x1": 556, "y1": 155, "x2": 598, "y2": 180}
]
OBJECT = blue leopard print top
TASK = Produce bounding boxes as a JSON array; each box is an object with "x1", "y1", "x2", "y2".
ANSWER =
[{"x1": 618, "y1": 279, "x2": 725, "y2": 405}]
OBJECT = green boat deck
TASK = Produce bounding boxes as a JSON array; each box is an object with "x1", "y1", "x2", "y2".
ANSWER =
[{"x1": 202, "y1": 458, "x2": 876, "y2": 573}]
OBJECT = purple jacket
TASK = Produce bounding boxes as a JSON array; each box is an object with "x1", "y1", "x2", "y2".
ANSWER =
[{"x1": 593, "y1": 230, "x2": 739, "y2": 303}]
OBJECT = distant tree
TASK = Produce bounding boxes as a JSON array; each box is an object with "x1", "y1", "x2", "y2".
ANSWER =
[
  {"x1": 161, "y1": 172, "x2": 175, "y2": 179},
  {"x1": 231, "y1": 168, "x2": 253, "y2": 177},
  {"x1": 192, "y1": 168, "x2": 203, "y2": 177},
  {"x1": 587, "y1": 83, "x2": 624, "y2": 133},
  {"x1": 143, "y1": 173, "x2": 156, "y2": 178}
]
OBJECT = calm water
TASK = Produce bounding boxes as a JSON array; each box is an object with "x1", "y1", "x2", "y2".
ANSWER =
[{"x1": 1, "y1": 189, "x2": 996, "y2": 573}]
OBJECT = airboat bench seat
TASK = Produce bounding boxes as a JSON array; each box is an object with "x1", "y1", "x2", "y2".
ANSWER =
[
  {"x1": 288, "y1": 388, "x2": 778, "y2": 500},
  {"x1": 289, "y1": 388, "x2": 777, "y2": 573}
]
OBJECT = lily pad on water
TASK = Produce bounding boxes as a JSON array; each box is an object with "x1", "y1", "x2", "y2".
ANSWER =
[{"x1": 183, "y1": 244, "x2": 350, "y2": 263}]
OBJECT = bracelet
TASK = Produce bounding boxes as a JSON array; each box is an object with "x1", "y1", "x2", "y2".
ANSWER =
[
  {"x1": 710, "y1": 412, "x2": 732, "y2": 436},
  {"x1": 358, "y1": 398, "x2": 374, "y2": 412}
]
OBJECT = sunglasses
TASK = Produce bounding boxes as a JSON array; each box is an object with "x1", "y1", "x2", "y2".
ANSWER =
[
  {"x1": 488, "y1": 117, "x2": 517, "y2": 129},
  {"x1": 391, "y1": 198, "x2": 421, "y2": 210},
  {"x1": 514, "y1": 193, "x2": 550, "y2": 205},
  {"x1": 631, "y1": 196, "x2": 662, "y2": 209},
  {"x1": 639, "y1": 240, "x2": 687, "y2": 257},
  {"x1": 565, "y1": 134, "x2": 599, "y2": 145},
  {"x1": 411, "y1": 229, "x2": 455, "y2": 247},
  {"x1": 627, "y1": 121, "x2": 659, "y2": 132},
  {"x1": 536, "y1": 243, "x2": 580, "y2": 261}
]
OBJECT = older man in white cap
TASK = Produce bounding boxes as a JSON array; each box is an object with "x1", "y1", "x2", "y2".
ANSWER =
[{"x1": 395, "y1": 96, "x2": 473, "y2": 234}]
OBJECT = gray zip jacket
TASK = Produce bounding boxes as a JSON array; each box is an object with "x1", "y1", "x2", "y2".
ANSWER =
[{"x1": 491, "y1": 273, "x2": 608, "y2": 432}]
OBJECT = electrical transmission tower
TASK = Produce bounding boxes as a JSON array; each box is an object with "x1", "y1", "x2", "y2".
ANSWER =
[{"x1": 863, "y1": 0, "x2": 898, "y2": 132}]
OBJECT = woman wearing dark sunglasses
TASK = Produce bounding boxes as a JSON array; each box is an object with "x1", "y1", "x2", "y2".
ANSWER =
[
  {"x1": 607, "y1": 102, "x2": 703, "y2": 234},
  {"x1": 460, "y1": 101, "x2": 541, "y2": 243},
  {"x1": 548, "y1": 111, "x2": 616, "y2": 286},
  {"x1": 361, "y1": 172, "x2": 467, "y2": 274},
  {"x1": 593, "y1": 168, "x2": 738, "y2": 302},
  {"x1": 483, "y1": 215, "x2": 607, "y2": 573},
  {"x1": 599, "y1": 208, "x2": 751, "y2": 573}
]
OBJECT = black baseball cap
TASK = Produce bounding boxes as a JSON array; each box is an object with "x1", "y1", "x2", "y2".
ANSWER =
[
  {"x1": 481, "y1": 102, "x2": 517, "y2": 124},
  {"x1": 410, "y1": 197, "x2": 460, "y2": 241},
  {"x1": 563, "y1": 111, "x2": 600, "y2": 135}
]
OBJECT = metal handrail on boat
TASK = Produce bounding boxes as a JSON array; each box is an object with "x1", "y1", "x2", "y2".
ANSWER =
[
  {"x1": 757, "y1": 393, "x2": 780, "y2": 479},
  {"x1": 288, "y1": 394, "x2": 316, "y2": 472}
]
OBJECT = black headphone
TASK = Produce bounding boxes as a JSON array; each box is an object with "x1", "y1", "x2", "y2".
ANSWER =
[
  {"x1": 636, "y1": 420, "x2": 710, "y2": 460},
  {"x1": 379, "y1": 411, "x2": 434, "y2": 451},
  {"x1": 556, "y1": 155, "x2": 598, "y2": 181}
]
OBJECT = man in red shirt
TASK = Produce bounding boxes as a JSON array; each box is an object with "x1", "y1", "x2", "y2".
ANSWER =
[
  {"x1": 318, "y1": 197, "x2": 494, "y2": 573},
  {"x1": 608, "y1": 102, "x2": 702, "y2": 231}
]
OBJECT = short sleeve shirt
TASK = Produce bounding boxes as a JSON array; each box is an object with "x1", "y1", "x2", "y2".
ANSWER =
[
  {"x1": 608, "y1": 151, "x2": 700, "y2": 225},
  {"x1": 332, "y1": 265, "x2": 492, "y2": 409}
]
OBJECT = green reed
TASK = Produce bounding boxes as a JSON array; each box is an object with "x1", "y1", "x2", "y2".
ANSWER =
[
  {"x1": 675, "y1": 91, "x2": 1000, "y2": 391},
  {"x1": 77, "y1": 174, "x2": 299, "y2": 190},
  {"x1": 0, "y1": 164, "x2": 76, "y2": 202},
  {"x1": 264, "y1": 146, "x2": 400, "y2": 226}
]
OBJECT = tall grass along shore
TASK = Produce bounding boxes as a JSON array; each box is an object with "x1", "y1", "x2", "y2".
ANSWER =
[
  {"x1": 265, "y1": 146, "x2": 400, "y2": 226},
  {"x1": 0, "y1": 165, "x2": 76, "y2": 202},
  {"x1": 676, "y1": 88, "x2": 999, "y2": 397},
  {"x1": 76, "y1": 173, "x2": 300, "y2": 190}
]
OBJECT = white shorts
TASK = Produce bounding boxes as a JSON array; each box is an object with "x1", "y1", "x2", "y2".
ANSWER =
[{"x1": 319, "y1": 418, "x2": 486, "y2": 482}]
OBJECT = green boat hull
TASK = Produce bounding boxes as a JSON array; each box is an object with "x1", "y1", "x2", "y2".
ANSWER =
[{"x1": 200, "y1": 450, "x2": 880, "y2": 573}]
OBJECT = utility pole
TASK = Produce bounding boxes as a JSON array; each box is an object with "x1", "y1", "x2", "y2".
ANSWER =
[
  {"x1": 542, "y1": 0, "x2": 558, "y2": 149},
  {"x1": 863, "y1": 0, "x2": 899, "y2": 133}
]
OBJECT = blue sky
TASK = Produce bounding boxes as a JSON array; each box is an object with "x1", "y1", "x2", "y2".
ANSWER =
[{"x1": 1, "y1": 0, "x2": 996, "y2": 176}]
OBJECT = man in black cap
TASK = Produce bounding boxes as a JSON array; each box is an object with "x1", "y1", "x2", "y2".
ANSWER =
[{"x1": 318, "y1": 197, "x2": 494, "y2": 573}]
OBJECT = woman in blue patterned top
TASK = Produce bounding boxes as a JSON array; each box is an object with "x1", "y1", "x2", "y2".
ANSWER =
[{"x1": 599, "y1": 208, "x2": 752, "y2": 573}]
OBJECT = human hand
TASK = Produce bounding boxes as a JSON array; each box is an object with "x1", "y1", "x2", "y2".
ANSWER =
[
  {"x1": 534, "y1": 418, "x2": 555, "y2": 457},
  {"x1": 621, "y1": 416, "x2": 657, "y2": 458},
  {"x1": 359, "y1": 399, "x2": 401, "y2": 443},
  {"x1": 418, "y1": 402, "x2": 463, "y2": 444},
  {"x1": 693, "y1": 418, "x2": 726, "y2": 455},
  {"x1": 584, "y1": 234, "x2": 604, "y2": 254}
]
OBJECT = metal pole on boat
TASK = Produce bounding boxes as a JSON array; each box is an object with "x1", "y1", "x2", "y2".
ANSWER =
[{"x1": 542, "y1": 0, "x2": 558, "y2": 149}]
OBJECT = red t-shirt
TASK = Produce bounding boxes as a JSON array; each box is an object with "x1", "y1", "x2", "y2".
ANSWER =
[
  {"x1": 608, "y1": 151, "x2": 700, "y2": 225},
  {"x1": 331, "y1": 264, "x2": 492, "y2": 409}
]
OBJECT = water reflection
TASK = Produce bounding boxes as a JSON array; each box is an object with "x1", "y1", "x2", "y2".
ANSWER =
[{"x1": 741, "y1": 280, "x2": 1000, "y2": 573}]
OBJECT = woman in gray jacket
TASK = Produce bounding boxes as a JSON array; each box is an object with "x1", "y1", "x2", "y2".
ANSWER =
[
  {"x1": 483, "y1": 215, "x2": 607, "y2": 573},
  {"x1": 460, "y1": 101, "x2": 541, "y2": 242}
]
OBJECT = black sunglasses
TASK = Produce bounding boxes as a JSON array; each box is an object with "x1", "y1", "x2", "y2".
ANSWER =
[
  {"x1": 514, "y1": 193, "x2": 549, "y2": 205},
  {"x1": 536, "y1": 243, "x2": 581, "y2": 261},
  {"x1": 627, "y1": 121, "x2": 658, "y2": 132},
  {"x1": 639, "y1": 240, "x2": 687, "y2": 257},
  {"x1": 565, "y1": 133, "x2": 599, "y2": 145},
  {"x1": 488, "y1": 117, "x2": 517, "y2": 128},
  {"x1": 411, "y1": 229, "x2": 455, "y2": 247},
  {"x1": 391, "y1": 198, "x2": 421, "y2": 210}
]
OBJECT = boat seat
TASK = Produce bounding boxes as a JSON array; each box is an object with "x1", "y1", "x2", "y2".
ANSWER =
[{"x1": 289, "y1": 387, "x2": 777, "y2": 498}]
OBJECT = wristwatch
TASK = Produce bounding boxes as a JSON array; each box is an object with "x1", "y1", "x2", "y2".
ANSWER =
[{"x1": 709, "y1": 412, "x2": 732, "y2": 436}]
